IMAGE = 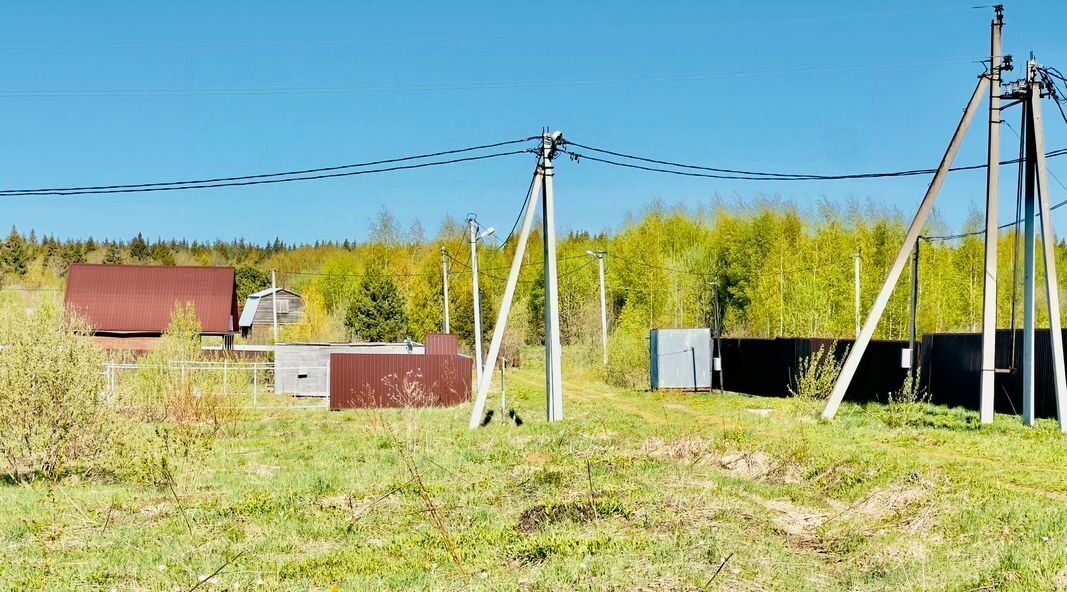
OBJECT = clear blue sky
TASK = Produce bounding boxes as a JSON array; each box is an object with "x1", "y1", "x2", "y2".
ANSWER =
[{"x1": 1, "y1": 1, "x2": 1066, "y2": 244}]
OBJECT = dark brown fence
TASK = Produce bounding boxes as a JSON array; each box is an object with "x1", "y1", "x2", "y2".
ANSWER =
[
  {"x1": 921, "y1": 329, "x2": 1062, "y2": 418},
  {"x1": 329, "y1": 353, "x2": 472, "y2": 410},
  {"x1": 720, "y1": 337, "x2": 910, "y2": 403}
]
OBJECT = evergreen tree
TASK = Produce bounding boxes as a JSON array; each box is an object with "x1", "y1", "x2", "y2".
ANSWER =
[
  {"x1": 104, "y1": 243, "x2": 124, "y2": 265},
  {"x1": 344, "y1": 266, "x2": 408, "y2": 342},
  {"x1": 149, "y1": 242, "x2": 175, "y2": 266},
  {"x1": 130, "y1": 233, "x2": 150, "y2": 261},
  {"x1": 1, "y1": 227, "x2": 28, "y2": 276}
]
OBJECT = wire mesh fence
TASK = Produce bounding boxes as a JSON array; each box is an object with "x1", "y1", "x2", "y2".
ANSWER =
[{"x1": 102, "y1": 360, "x2": 329, "y2": 411}]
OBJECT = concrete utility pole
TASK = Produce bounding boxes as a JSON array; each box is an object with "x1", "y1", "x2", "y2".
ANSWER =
[
  {"x1": 980, "y1": 4, "x2": 1005, "y2": 424},
  {"x1": 853, "y1": 251, "x2": 862, "y2": 339},
  {"x1": 468, "y1": 130, "x2": 565, "y2": 429},
  {"x1": 909, "y1": 239, "x2": 919, "y2": 374},
  {"x1": 542, "y1": 132, "x2": 565, "y2": 421},
  {"x1": 587, "y1": 250, "x2": 608, "y2": 365},
  {"x1": 441, "y1": 247, "x2": 450, "y2": 333},
  {"x1": 271, "y1": 269, "x2": 279, "y2": 343},
  {"x1": 467, "y1": 215, "x2": 494, "y2": 385},
  {"x1": 469, "y1": 161, "x2": 545, "y2": 428},
  {"x1": 1023, "y1": 60, "x2": 1067, "y2": 430},
  {"x1": 821, "y1": 75, "x2": 990, "y2": 420}
]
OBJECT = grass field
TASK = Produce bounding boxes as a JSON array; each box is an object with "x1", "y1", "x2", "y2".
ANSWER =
[{"x1": 2, "y1": 348, "x2": 1067, "y2": 591}]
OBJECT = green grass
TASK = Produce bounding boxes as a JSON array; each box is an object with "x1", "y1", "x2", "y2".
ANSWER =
[{"x1": 2, "y1": 348, "x2": 1067, "y2": 591}]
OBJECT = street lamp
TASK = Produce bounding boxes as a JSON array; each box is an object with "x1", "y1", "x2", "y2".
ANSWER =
[
  {"x1": 586, "y1": 250, "x2": 608, "y2": 365},
  {"x1": 468, "y1": 214, "x2": 495, "y2": 384}
]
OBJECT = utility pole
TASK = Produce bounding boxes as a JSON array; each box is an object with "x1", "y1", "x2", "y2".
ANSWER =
[
  {"x1": 853, "y1": 251, "x2": 862, "y2": 339},
  {"x1": 909, "y1": 239, "x2": 919, "y2": 374},
  {"x1": 587, "y1": 250, "x2": 608, "y2": 365},
  {"x1": 441, "y1": 247, "x2": 450, "y2": 333},
  {"x1": 271, "y1": 269, "x2": 279, "y2": 343},
  {"x1": 979, "y1": 4, "x2": 1005, "y2": 424},
  {"x1": 542, "y1": 132, "x2": 564, "y2": 421},
  {"x1": 467, "y1": 214, "x2": 495, "y2": 385}
]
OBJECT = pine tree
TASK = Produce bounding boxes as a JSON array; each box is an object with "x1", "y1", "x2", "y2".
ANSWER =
[
  {"x1": 130, "y1": 233, "x2": 149, "y2": 261},
  {"x1": 104, "y1": 243, "x2": 124, "y2": 265},
  {"x1": 149, "y1": 242, "x2": 175, "y2": 266},
  {"x1": 1, "y1": 227, "x2": 28, "y2": 276},
  {"x1": 344, "y1": 266, "x2": 408, "y2": 342}
]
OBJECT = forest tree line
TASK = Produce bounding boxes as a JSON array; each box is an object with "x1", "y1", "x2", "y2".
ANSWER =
[{"x1": 3, "y1": 199, "x2": 1066, "y2": 384}]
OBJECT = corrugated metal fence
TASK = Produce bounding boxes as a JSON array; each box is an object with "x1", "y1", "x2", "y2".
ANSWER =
[
  {"x1": 720, "y1": 337, "x2": 909, "y2": 403},
  {"x1": 718, "y1": 332, "x2": 1063, "y2": 418},
  {"x1": 329, "y1": 353, "x2": 472, "y2": 410}
]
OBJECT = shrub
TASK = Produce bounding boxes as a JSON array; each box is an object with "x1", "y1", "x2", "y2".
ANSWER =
[
  {"x1": 789, "y1": 342, "x2": 847, "y2": 400},
  {"x1": 0, "y1": 303, "x2": 108, "y2": 480},
  {"x1": 881, "y1": 369, "x2": 931, "y2": 427},
  {"x1": 605, "y1": 331, "x2": 649, "y2": 390}
]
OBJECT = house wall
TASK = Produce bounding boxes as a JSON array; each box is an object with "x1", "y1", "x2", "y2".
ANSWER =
[{"x1": 251, "y1": 292, "x2": 305, "y2": 326}]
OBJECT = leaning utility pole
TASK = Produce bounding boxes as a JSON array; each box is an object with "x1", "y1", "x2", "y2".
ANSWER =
[
  {"x1": 468, "y1": 131, "x2": 565, "y2": 429},
  {"x1": 979, "y1": 4, "x2": 1005, "y2": 424},
  {"x1": 441, "y1": 247, "x2": 451, "y2": 333},
  {"x1": 908, "y1": 239, "x2": 919, "y2": 374},
  {"x1": 821, "y1": 73, "x2": 989, "y2": 420}
]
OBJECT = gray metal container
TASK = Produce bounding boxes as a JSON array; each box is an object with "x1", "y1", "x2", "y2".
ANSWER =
[{"x1": 649, "y1": 328, "x2": 712, "y2": 390}]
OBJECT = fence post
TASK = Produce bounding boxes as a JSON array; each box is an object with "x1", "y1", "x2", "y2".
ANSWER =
[
  {"x1": 253, "y1": 361, "x2": 258, "y2": 409},
  {"x1": 223, "y1": 360, "x2": 229, "y2": 395}
]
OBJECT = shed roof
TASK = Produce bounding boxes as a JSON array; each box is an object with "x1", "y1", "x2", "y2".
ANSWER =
[{"x1": 65, "y1": 263, "x2": 238, "y2": 335}]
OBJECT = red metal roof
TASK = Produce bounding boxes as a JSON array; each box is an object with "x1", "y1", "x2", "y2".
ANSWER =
[{"x1": 65, "y1": 263, "x2": 238, "y2": 335}]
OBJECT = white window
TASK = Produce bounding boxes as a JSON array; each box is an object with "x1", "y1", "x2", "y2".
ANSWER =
[{"x1": 276, "y1": 299, "x2": 290, "y2": 314}]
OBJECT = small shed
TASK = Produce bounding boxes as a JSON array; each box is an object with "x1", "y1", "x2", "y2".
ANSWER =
[
  {"x1": 274, "y1": 340, "x2": 424, "y2": 397},
  {"x1": 650, "y1": 328, "x2": 712, "y2": 391},
  {"x1": 239, "y1": 287, "x2": 305, "y2": 343}
]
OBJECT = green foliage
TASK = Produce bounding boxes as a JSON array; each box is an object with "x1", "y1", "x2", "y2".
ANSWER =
[
  {"x1": 149, "y1": 242, "x2": 175, "y2": 266},
  {"x1": 881, "y1": 368, "x2": 932, "y2": 427},
  {"x1": 103, "y1": 242, "x2": 124, "y2": 264},
  {"x1": 345, "y1": 265, "x2": 409, "y2": 342},
  {"x1": 0, "y1": 302, "x2": 107, "y2": 480},
  {"x1": 1, "y1": 226, "x2": 29, "y2": 276},
  {"x1": 129, "y1": 232, "x2": 149, "y2": 261},
  {"x1": 789, "y1": 342, "x2": 847, "y2": 400},
  {"x1": 235, "y1": 265, "x2": 270, "y2": 303}
]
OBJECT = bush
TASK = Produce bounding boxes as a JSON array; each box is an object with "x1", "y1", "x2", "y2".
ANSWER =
[
  {"x1": 0, "y1": 303, "x2": 108, "y2": 480},
  {"x1": 789, "y1": 342, "x2": 847, "y2": 400},
  {"x1": 605, "y1": 331, "x2": 649, "y2": 390},
  {"x1": 881, "y1": 369, "x2": 931, "y2": 427}
]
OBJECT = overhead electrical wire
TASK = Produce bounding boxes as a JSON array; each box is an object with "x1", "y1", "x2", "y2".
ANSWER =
[
  {"x1": 561, "y1": 141, "x2": 1067, "y2": 182},
  {"x1": 0, "y1": 138, "x2": 538, "y2": 196}
]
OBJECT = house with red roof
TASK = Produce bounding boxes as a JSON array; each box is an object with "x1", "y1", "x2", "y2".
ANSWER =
[{"x1": 64, "y1": 263, "x2": 238, "y2": 350}]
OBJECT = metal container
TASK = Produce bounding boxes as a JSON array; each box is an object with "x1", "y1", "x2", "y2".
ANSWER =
[{"x1": 649, "y1": 328, "x2": 712, "y2": 391}]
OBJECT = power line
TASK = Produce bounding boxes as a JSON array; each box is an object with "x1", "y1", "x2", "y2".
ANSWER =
[
  {"x1": 0, "y1": 140, "x2": 536, "y2": 196},
  {"x1": 561, "y1": 142, "x2": 1067, "y2": 182}
]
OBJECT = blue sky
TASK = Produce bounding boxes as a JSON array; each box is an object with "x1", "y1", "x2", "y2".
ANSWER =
[{"x1": 1, "y1": 1, "x2": 1066, "y2": 243}]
